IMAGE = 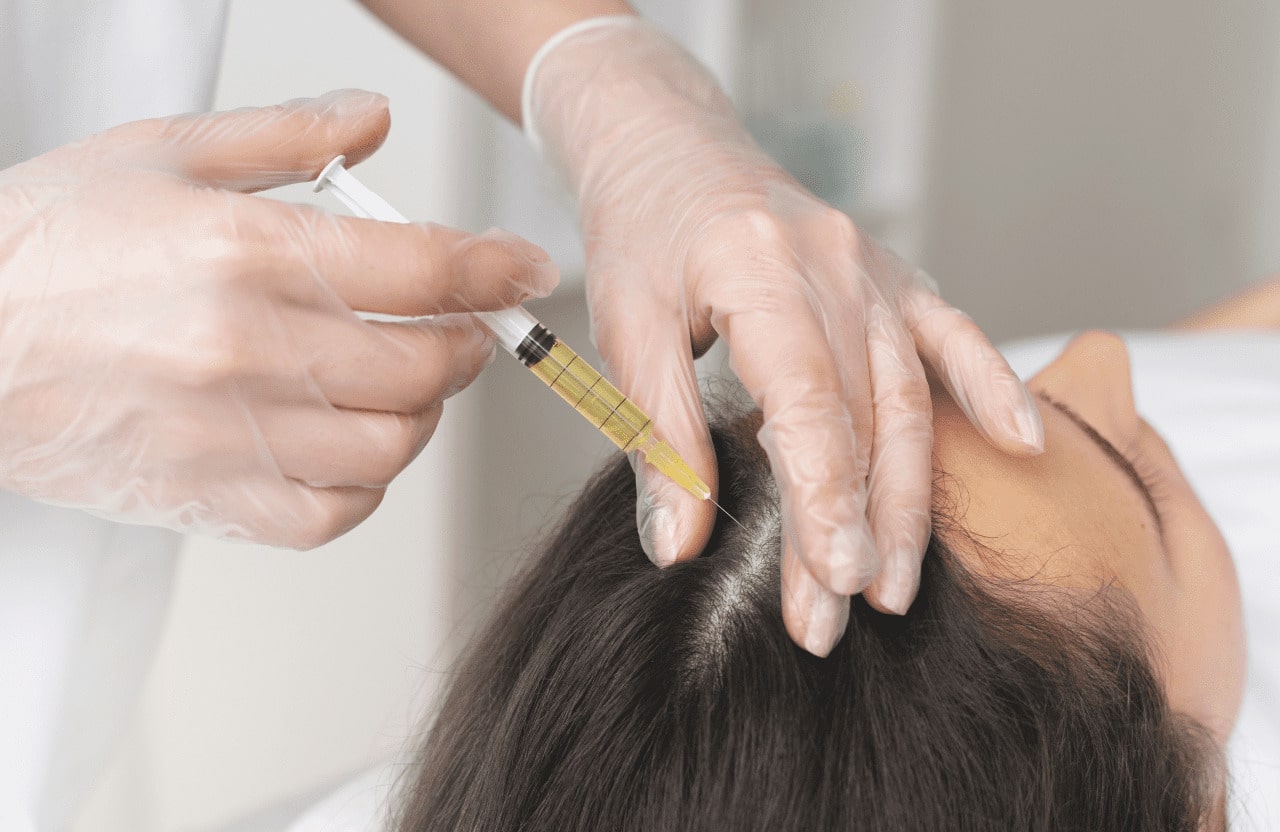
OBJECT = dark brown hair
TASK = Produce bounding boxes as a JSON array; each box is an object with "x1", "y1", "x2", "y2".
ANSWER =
[{"x1": 396, "y1": 412, "x2": 1218, "y2": 831}]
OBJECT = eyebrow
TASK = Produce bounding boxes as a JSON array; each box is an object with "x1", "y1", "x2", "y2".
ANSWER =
[{"x1": 1033, "y1": 392, "x2": 1164, "y2": 537}]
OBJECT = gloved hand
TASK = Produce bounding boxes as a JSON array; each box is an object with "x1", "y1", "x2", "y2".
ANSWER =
[
  {"x1": 0, "y1": 89, "x2": 557, "y2": 547},
  {"x1": 524, "y1": 18, "x2": 1043, "y2": 655}
]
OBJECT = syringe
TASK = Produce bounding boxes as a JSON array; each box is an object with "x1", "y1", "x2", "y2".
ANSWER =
[{"x1": 313, "y1": 156, "x2": 710, "y2": 502}]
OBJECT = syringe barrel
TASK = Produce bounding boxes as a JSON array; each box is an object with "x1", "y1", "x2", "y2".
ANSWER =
[
  {"x1": 515, "y1": 325, "x2": 654, "y2": 454},
  {"x1": 509, "y1": 324, "x2": 711, "y2": 499}
]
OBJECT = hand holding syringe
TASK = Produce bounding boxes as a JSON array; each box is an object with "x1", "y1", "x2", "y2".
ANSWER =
[{"x1": 314, "y1": 156, "x2": 712, "y2": 504}]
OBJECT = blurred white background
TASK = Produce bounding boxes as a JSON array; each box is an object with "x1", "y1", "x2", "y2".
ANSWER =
[{"x1": 76, "y1": 0, "x2": 1280, "y2": 828}]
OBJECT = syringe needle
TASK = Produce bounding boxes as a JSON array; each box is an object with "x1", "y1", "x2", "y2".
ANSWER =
[{"x1": 708, "y1": 497, "x2": 746, "y2": 530}]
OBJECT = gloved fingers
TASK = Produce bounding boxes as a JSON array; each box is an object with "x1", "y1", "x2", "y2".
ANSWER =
[
  {"x1": 592, "y1": 286, "x2": 716, "y2": 566},
  {"x1": 630, "y1": 428, "x2": 717, "y2": 568},
  {"x1": 152, "y1": 89, "x2": 392, "y2": 193},
  {"x1": 711, "y1": 284, "x2": 879, "y2": 596},
  {"x1": 258, "y1": 403, "x2": 444, "y2": 488},
  {"x1": 300, "y1": 313, "x2": 496, "y2": 413},
  {"x1": 231, "y1": 196, "x2": 558, "y2": 316},
  {"x1": 266, "y1": 482, "x2": 388, "y2": 550},
  {"x1": 859, "y1": 307, "x2": 934, "y2": 615},
  {"x1": 814, "y1": 280, "x2": 874, "y2": 479},
  {"x1": 901, "y1": 284, "x2": 1044, "y2": 455},
  {"x1": 781, "y1": 538, "x2": 850, "y2": 657}
]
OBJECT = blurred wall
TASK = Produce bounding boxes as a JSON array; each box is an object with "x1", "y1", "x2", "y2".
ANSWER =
[{"x1": 920, "y1": 0, "x2": 1280, "y2": 340}]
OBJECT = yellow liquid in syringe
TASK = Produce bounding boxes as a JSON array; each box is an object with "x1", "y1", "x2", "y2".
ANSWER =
[{"x1": 518, "y1": 326, "x2": 710, "y2": 501}]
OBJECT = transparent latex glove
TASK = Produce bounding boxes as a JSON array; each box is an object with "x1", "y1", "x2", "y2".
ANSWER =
[
  {"x1": 0, "y1": 90, "x2": 557, "y2": 548},
  {"x1": 525, "y1": 18, "x2": 1043, "y2": 655}
]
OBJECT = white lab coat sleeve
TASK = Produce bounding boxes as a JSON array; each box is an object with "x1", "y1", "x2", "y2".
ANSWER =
[
  {"x1": 0, "y1": 494, "x2": 183, "y2": 831},
  {"x1": 2, "y1": 3, "x2": 227, "y2": 827}
]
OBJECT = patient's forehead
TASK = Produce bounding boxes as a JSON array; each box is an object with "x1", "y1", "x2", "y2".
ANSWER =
[{"x1": 928, "y1": 390, "x2": 1166, "y2": 596}]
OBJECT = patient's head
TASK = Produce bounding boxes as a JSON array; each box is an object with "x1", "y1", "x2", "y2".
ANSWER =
[
  {"x1": 934, "y1": 330, "x2": 1243, "y2": 748},
  {"x1": 396, "y1": 331, "x2": 1241, "y2": 831}
]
